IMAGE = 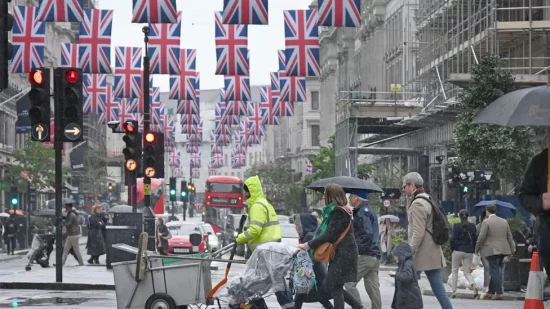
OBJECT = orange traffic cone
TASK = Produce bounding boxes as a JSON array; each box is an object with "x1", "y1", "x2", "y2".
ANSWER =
[{"x1": 524, "y1": 251, "x2": 545, "y2": 309}]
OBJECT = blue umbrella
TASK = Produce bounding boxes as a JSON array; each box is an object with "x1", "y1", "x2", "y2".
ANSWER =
[{"x1": 474, "y1": 200, "x2": 517, "y2": 218}]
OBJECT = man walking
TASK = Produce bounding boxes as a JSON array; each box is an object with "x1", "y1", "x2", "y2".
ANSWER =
[
  {"x1": 62, "y1": 203, "x2": 84, "y2": 266},
  {"x1": 235, "y1": 175, "x2": 294, "y2": 309},
  {"x1": 402, "y1": 172, "x2": 453, "y2": 309},
  {"x1": 475, "y1": 204, "x2": 515, "y2": 300},
  {"x1": 344, "y1": 190, "x2": 382, "y2": 309}
]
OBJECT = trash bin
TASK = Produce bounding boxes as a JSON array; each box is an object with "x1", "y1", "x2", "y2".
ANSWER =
[
  {"x1": 105, "y1": 225, "x2": 138, "y2": 269},
  {"x1": 504, "y1": 256, "x2": 521, "y2": 291}
]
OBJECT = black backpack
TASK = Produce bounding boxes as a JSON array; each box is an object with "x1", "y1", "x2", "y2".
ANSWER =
[{"x1": 413, "y1": 195, "x2": 450, "y2": 246}]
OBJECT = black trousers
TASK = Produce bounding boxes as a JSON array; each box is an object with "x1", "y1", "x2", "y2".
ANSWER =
[
  {"x1": 332, "y1": 284, "x2": 362, "y2": 309},
  {"x1": 6, "y1": 236, "x2": 16, "y2": 253}
]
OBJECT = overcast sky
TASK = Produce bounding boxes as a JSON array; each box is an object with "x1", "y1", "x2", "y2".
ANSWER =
[{"x1": 99, "y1": 0, "x2": 313, "y2": 92}]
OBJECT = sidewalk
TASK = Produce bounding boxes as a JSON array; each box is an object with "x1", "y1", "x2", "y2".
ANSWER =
[{"x1": 0, "y1": 236, "x2": 88, "y2": 263}]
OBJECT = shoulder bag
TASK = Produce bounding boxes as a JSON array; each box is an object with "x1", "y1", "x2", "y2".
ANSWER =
[{"x1": 313, "y1": 223, "x2": 351, "y2": 263}]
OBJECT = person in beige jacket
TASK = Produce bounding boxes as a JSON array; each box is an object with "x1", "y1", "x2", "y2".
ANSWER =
[
  {"x1": 475, "y1": 204, "x2": 515, "y2": 300},
  {"x1": 402, "y1": 172, "x2": 453, "y2": 309}
]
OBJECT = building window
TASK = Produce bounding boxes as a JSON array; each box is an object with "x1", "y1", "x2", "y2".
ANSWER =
[
  {"x1": 311, "y1": 91, "x2": 319, "y2": 110},
  {"x1": 310, "y1": 125, "x2": 320, "y2": 146}
]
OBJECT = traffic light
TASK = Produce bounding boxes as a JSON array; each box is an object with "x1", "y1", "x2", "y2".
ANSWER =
[
  {"x1": 9, "y1": 186, "x2": 18, "y2": 208},
  {"x1": 0, "y1": 0, "x2": 14, "y2": 90},
  {"x1": 180, "y1": 180, "x2": 188, "y2": 200},
  {"x1": 122, "y1": 120, "x2": 141, "y2": 173},
  {"x1": 462, "y1": 185, "x2": 469, "y2": 193},
  {"x1": 169, "y1": 177, "x2": 176, "y2": 201},
  {"x1": 188, "y1": 182, "x2": 195, "y2": 194},
  {"x1": 142, "y1": 132, "x2": 165, "y2": 179},
  {"x1": 28, "y1": 68, "x2": 51, "y2": 142},
  {"x1": 108, "y1": 183, "x2": 113, "y2": 191},
  {"x1": 55, "y1": 67, "x2": 83, "y2": 142}
]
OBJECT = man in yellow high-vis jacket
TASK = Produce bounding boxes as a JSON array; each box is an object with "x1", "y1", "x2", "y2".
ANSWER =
[{"x1": 235, "y1": 175, "x2": 293, "y2": 309}]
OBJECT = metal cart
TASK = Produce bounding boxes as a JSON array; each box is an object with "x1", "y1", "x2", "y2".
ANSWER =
[{"x1": 112, "y1": 233, "x2": 243, "y2": 309}]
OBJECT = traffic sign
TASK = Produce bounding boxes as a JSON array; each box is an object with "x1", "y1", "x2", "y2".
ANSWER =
[
  {"x1": 383, "y1": 199, "x2": 392, "y2": 208},
  {"x1": 31, "y1": 124, "x2": 48, "y2": 141},
  {"x1": 63, "y1": 123, "x2": 82, "y2": 141}
]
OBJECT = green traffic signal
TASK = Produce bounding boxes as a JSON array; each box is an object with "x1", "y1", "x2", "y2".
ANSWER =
[
  {"x1": 181, "y1": 191, "x2": 187, "y2": 197},
  {"x1": 462, "y1": 186, "x2": 469, "y2": 193},
  {"x1": 170, "y1": 189, "x2": 176, "y2": 196},
  {"x1": 10, "y1": 197, "x2": 18, "y2": 206}
]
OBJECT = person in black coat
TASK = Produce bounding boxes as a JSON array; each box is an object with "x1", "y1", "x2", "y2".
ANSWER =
[
  {"x1": 298, "y1": 184, "x2": 364, "y2": 309},
  {"x1": 156, "y1": 217, "x2": 170, "y2": 255},
  {"x1": 86, "y1": 205, "x2": 106, "y2": 264},
  {"x1": 4, "y1": 214, "x2": 18, "y2": 255},
  {"x1": 293, "y1": 213, "x2": 333, "y2": 309},
  {"x1": 391, "y1": 242, "x2": 423, "y2": 309}
]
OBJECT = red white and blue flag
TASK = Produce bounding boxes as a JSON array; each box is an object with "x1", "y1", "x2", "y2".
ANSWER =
[
  {"x1": 148, "y1": 12, "x2": 182, "y2": 75},
  {"x1": 248, "y1": 134, "x2": 261, "y2": 145},
  {"x1": 186, "y1": 134, "x2": 202, "y2": 147},
  {"x1": 208, "y1": 163, "x2": 218, "y2": 176},
  {"x1": 224, "y1": 75, "x2": 251, "y2": 101},
  {"x1": 152, "y1": 99, "x2": 165, "y2": 126},
  {"x1": 36, "y1": 0, "x2": 84, "y2": 22},
  {"x1": 118, "y1": 98, "x2": 138, "y2": 123},
  {"x1": 260, "y1": 86, "x2": 280, "y2": 126},
  {"x1": 195, "y1": 72, "x2": 201, "y2": 104},
  {"x1": 247, "y1": 102, "x2": 265, "y2": 136},
  {"x1": 216, "y1": 131, "x2": 232, "y2": 146},
  {"x1": 169, "y1": 49, "x2": 197, "y2": 100},
  {"x1": 61, "y1": 43, "x2": 79, "y2": 67},
  {"x1": 317, "y1": 0, "x2": 361, "y2": 27},
  {"x1": 222, "y1": 0, "x2": 268, "y2": 25},
  {"x1": 79, "y1": 9, "x2": 113, "y2": 74},
  {"x1": 99, "y1": 84, "x2": 119, "y2": 125},
  {"x1": 278, "y1": 49, "x2": 286, "y2": 71},
  {"x1": 239, "y1": 118, "x2": 250, "y2": 145},
  {"x1": 192, "y1": 167, "x2": 200, "y2": 179},
  {"x1": 83, "y1": 74, "x2": 107, "y2": 114},
  {"x1": 132, "y1": 0, "x2": 178, "y2": 24},
  {"x1": 211, "y1": 152, "x2": 223, "y2": 168},
  {"x1": 114, "y1": 46, "x2": 143, "y2": 99},
  {"x1": 232, "y1": 149, "x2": 246, "y2": 168},
  {"x1": 224, "y1": 101, "x2": 247, "y2": 116},
  {"x1": 280, "y1": 72, "x2": 307, "y2": 102},
  {"x1": 177, "y1": 100, "x2": 200, "y2": 115},
  {"x1": 190, "y1": 151, "x2": 201, "y2": 167},
  {"x1": 186, "y1": 144, "x2": 200, "y2": 154},
  {"x1": 214, "y1": 11, "x2": 249, "y2": 76},
  {"x1": 10, "y1": 6, "x2": 45, "y2": 74},
  {"x1": 137, "y1": 71, "x2": 154, "y2": 113},
  {"x1": 180, "y1": 114, "x2": 200, "y2": 134},
  {"x1": 211, "y1": 143, "x2": 223, "y2": 155},
  {"x1": 169, "y1": 149, "x2": 180, "y2": 167},
  {"x1": 283, "y1": 10, "x2": 320, "y2": 77}
]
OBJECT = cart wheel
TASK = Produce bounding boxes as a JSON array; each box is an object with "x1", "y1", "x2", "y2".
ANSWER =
[
  {"x1": 25, "y1": 265, "x2": 31, "y2": 271},
  {"x1": 144, "y1": 293, "x2": 176, "y2": 309}
]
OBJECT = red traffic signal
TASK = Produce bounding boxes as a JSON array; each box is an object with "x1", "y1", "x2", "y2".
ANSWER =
[
  {"x1": 28, "y1": 70, "x2": 45, "y2": 86},
  {"x1": 65, "y1": 69, "x2": 79, "y2": 84},
  {"x1": 145, "y1": 132, "x2": 155, "y2": 143},
  {"x1": 122, "y1": 121, "x2": 136, "y2": 133}
]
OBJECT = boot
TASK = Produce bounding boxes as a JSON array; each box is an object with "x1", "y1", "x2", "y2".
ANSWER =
[
  {"x1": 93, "y1": 257, "x2": 100, "y2": 264},
  {"x1": 472, "y1": 283, "x2": 479, "y2": 299},
  {"x1": 87, "y1": 257, "x2": 94, "y2": 265}
]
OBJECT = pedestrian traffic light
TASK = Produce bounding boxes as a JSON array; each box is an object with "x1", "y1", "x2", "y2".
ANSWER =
[
  {"x1": 462, "y1": 185, "x2": 469, "y2": 193},
  {"x1": 55, "y1": 67, "x2": 83, "y2": 142},
  {"x1": 0, "y1": 0, "x2": 14, "y2": 91},
  {"x1": 169, "y1": 177, "x2": 176, "y2": 201},
  {"x1": 122, "y1": 120, "x2": 141, "y2": 173},
  {"x1": 9, "y1": 186, "x2": 18, "y2": 208},
  {"x1": 28, "y1": 68, "x2": 51, "y2": 142},
  {"x1": 181, "y1": 180, "x2": 188, "y2": 200}
]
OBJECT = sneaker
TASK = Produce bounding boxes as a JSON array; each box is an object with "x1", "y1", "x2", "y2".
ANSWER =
[
  {"x1": 472, "y1": 284, "x2": 479, "y2": 299},
  {"x1": 492, "y1": 294, "x2": 504, "y2": 300}
]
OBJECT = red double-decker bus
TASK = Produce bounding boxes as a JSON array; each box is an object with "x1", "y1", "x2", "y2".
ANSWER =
[{"x1": 204, "y1": 176, "x2": 244, "y2": 233}]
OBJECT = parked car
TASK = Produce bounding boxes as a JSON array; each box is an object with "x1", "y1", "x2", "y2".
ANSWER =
[
  {"x1": 201, "y1": 223, "x2": 220, "y2": 252},
  {"x1": 277, "y1": 215, "x2": 290, "y2": 224},
  {"x1": 166, "y1": 221, "x2": 208, "y2": 255},
  {"x1": 280, "y1": 224, "x2": 299, "y2": 250}
]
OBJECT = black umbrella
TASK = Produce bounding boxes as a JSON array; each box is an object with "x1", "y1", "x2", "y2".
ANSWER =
[
  {"x1": 108, "y1": 205, "x2": 134, "y2": 213},
  {"x1": 307, "y1": 176, "x2": 383, "y2": 193},
  {"x1": 472, "y1": 85, "x2": 550, "y2": 126},
  {"x1": 44, "y1": 198, "x2": 76, "y2": 209},
  {"x1": 33, "y1": 208, "x2": 87, "y2": 217}
]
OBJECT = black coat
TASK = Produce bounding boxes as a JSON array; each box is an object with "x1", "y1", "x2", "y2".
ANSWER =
[
  {"x1": 86, "y1": 213, "x2": 106, "y2": 256},
  {"x1": 4, "y1": 217, "x2": 18, "y2": 240},
  {"x1": 519, "y1": 148, "x2": 550, "y2": 256},
  {"x1": 391, "y1": 243, "x2": 423, "y2": 309},
  {"x1": 308, "y1": 207, "x2": 358, "y2": 286},
  {"x1": 157, "y1": 224, "x2": 170, "y2": 252}
]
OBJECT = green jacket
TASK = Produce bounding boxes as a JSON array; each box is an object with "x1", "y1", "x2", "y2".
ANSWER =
[{"x1": 236, "y1": 176, "x2": 281, "y2": 250}]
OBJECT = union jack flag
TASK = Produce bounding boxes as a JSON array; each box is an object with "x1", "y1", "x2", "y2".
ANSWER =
[
  {"x1": 79, "y1": 9, "x2": 113, "y2": 74},
  {"x1": 186, "y1": 133, "x2": 202, "y2": 146},
  {"x1": 305, "y1": 158, "x2": 313, "y2": 175},
  {"x1": 148, "y1": 12, "x2": 182, "y2": 75},
  {"x1": 36, "y1": 0, "x2": 84, "y2": 22},
  {"x1": 211, "y1": 143, "x2": 223, "y2": 154},
  {"x1": 197, "y1": 118, "x2": 204, "y2": 136},
  {"x1": 190, "y1": 151, "x2": 201, "y2": 167},
  {"x1": 232, "y1": 149, "x2": 246, "y2": 168},
  {"x1": 169, "y1": 49, "x2": 197, "y2": 100},
  {"x1": 278, "y1": 49, "x2": 286, "y2": 71},
  {"x1": 152, "y1": 100, "x2": 165, "y2": 126},
  {"x1": 317, "y1": 0, "x2": 361, "y2": 27},
  {"x1": 181, "y1": 114, "x2": 200, "y2": 134},
  {"x1": 216, "y1": 102, "x2": 239, "y2": 126},
  {"x1": 247, "y1": 102, "x2": 265, "y2": 136},
  {"x1": 248, "y1": 134, "x2": 261, "y2": 145},
  {"x1": 260, "y1": 87, "x2": 280, "y2": 126},
  {"x1": 132, "y1": 0, "x2": 178, "y2": 24},
  {"x1": 277, "y1": 100, "x2": 294, "y2": 117},
  {"x1": 222, "y1": 0, "x2": 268, "y2": 25},
  {"x1": 239, "y1": 118, "x2": 251, "y2": 146},
  {"x1": 118, "y1": 98, "x2": 138, "y2": 124},
  {"x1": 191, "y1": 167, "x2": 200, "y2": 179},
  {"x1": 280, "y1": 72, "x2": 307, "y2": 102},
  {"x1": 169, "y1": 149, "x2": 180, "y2": 167},
  {"x1": 137, "y1": 73, "x2": 154, "y2": 113},
  {"x1": 10, "y1": 6, "x2": 45, "y2": 74},
  {"x1": 173, "y1": 167, "x2": 183, "y2": 178},
  {"x1": 224, "y1": 101, "x2": 246, "y2": 116},
  {"x1": 214, "y1": 11, "x2": 249, "y2": 76},
  {"x1": 186, "y1": 144, "x2": 200, "y2": 154},
  {"x1": 83, "y1": 74, "x2": 107, "y2": 114},
  {"x1": 114, "y1": 46, "x2": 143, "y2": 99},
  {"x1": 208, "y1": 164, "x2": 218, "y2": 176},
  {"x1": 216, "y1": 132, "x2": 232, "y2": 146},
  {"x1": 61, "y1": 43, "x2": 79, "y2": 67},
  {"x1": 98, "y1": 84, "x2": 120, "y2": 125},
  {"x1": 211, "y1": 152, "x2": 224, "y2": 168},
  {"x1": 195, "y1": 72, "x2": 201, "y2": 103},
  {"x1": 284, "y1": 10, "x2": 320, "y2": 77},
  {"x1": 177, "y1": 100, "x2": 200, "y2": 115},
  {"x1": 224, "y1": 75, "x2": 251, "y2": 101}
]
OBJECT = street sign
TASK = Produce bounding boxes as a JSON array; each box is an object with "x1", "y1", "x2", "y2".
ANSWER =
[
  {"x1": 144, "y1": 183, "x2": 151, "y2": 195},
  {"x1": 390, "y1": 84, "x2": 402, "y2": 92},
  {"x1": 63, "y1": 123, "x2": 82, "y2": 141},
  {"x1": 383, "y1": 199, "x2": 392, "y2": 208},
  {"x1": 31, "y1": 124, "x2": 48, "y2": 141}
]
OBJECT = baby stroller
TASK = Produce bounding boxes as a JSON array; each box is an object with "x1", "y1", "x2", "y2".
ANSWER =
[{"x1": 25, "y1": 234, "x2": 55, "y2": 271}]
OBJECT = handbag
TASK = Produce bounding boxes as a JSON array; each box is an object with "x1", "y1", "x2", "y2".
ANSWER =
[{"x1": 313, "y1": 223, "x2": 351, "y2": 263}]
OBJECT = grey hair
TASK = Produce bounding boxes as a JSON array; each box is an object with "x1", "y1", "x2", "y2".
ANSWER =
[{"x1": 403, "y1": 172, "x2": 424, "y2": 187}]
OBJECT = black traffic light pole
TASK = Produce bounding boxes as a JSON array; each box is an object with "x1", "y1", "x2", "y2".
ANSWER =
[
  {"x1": 53, "y1": 69, "x2": 64, "y2": 282},
  {"x1": 142, "y1": 26, "x2": 155, "y2": 251}
]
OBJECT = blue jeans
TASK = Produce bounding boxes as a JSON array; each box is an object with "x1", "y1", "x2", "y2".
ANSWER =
[
  {"x1": 421, "y1": 269, "x2": 453, "y2": 309},
  {"x1": 487, "y1": 255, "x2": 505, "y2": 295}
]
